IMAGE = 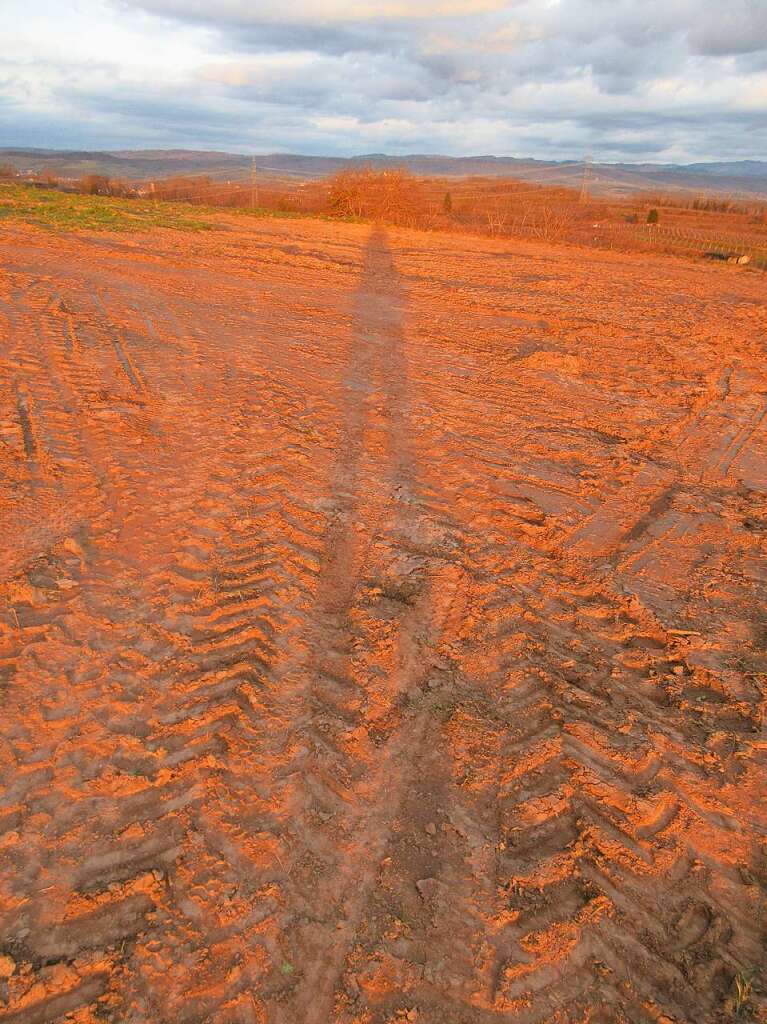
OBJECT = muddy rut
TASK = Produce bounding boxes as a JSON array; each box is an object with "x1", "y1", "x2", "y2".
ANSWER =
[{"x1": 0, "y1": 218, "x2": 765, "y2": 1024}]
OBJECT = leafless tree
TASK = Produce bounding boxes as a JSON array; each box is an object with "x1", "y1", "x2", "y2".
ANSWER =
[
  {"x1": 327, "y1": 168, "x2": 426, "y2": 227},
  {"x1": 486, "y1": 201, "x2": 509, "y2": 236}
]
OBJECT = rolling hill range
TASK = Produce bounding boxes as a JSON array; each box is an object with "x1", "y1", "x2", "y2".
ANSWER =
[{"x1": 2, "y1": 147, "x2": 767, "y2": 197}]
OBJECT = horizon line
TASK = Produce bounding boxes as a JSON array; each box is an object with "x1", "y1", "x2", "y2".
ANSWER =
[{"x1": 1, "y1": 146, "x2": 765, "y2": 171}]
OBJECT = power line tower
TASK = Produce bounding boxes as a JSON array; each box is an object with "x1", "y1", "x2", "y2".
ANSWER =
[
  {"x1": 251, "y1": 157, "x2": 258, "y2": 210},
  {"x1": 579, "y1": 153, "x2": 592, "y2": 204}
]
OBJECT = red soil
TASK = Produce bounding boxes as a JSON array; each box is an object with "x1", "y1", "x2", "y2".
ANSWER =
[{"x1": 0, "y1": 218, "x2": 765, "y2": 1023}]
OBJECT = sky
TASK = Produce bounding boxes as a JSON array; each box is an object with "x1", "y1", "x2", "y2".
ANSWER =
[{"x1": 1, "y1": 0, "x2": 766, "y2": 163}]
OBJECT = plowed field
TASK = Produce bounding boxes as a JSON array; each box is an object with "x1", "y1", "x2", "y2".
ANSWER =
[{"x1": 1, "y1": 218, "x2": 765, "y2": 1024}]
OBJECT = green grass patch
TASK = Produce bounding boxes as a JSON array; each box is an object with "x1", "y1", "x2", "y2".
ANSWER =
[
  {"x1": 0, "y1": 183, "x2": 363, "y2": 234},
  {"x1": 0, "y1": 183, "x2": 217, "y2": 233},
  {"x1": 224, "y1": 206, "x2": 363, "y2": 224}
]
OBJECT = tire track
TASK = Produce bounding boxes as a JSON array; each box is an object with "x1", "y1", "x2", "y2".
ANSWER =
[
  {"x1": 1, "y1": 219, "x2": 765, "y2": 1023},
  {"x1": 232, "y1": 230, "x2": 473, "y2": 1022}
]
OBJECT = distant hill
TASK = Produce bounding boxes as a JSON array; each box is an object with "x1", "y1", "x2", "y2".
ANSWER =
[
  {"x1": 2, "y1": 148, "x2": 766, "y2": 197},
  {"x1": 677, "y1": 160, "x2": 767, "y2": 178}
]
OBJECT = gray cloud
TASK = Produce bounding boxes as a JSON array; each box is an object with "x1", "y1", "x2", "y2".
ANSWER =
[
  {"x1": 1, "y1": 0, "x2": 765, "y2": 163},
  {"x1": 687, "y1": 0, "x2": 767, "y2": 55}
]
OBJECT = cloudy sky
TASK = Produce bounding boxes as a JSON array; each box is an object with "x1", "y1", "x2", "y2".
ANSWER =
[{"x1": 2, "y1": 0, "x2": 766, "y2": 162}]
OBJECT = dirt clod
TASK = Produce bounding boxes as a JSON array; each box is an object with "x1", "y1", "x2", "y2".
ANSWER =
[{"x1": 416, "y1": 878, "x2": 441, "y2": 901}]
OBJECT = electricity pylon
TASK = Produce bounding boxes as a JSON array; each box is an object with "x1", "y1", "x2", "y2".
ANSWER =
[
  {"x1": 579, "y1": 154, "x2": 592, "y2": 203},
  {"x1": 251, "y1": 157, "x2": 258, "y2": 210}
]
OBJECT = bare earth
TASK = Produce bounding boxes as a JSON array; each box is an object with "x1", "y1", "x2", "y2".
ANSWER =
[{"x1": 0, "y1": 218, "x2": 765, "y2": 1024}]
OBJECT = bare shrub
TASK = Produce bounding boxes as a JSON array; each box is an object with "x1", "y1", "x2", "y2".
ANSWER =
[
  {"x1": 79, "y1": 174, "x2": 112, "y2": 196},
  {"x1": 36, "y1": 169, "x2": 60, "y2": 188},
  {"x1": 486, "y1": 204, "x2": 510, "y2": 236},
  {"x1": 327, "y1": 168, "x2": 426, "y2": 227},
  {"x1": 537, "y1": 205, "x2": 571, "y2": 240}
]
